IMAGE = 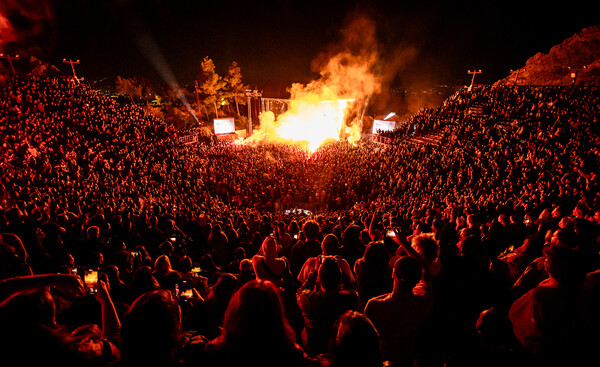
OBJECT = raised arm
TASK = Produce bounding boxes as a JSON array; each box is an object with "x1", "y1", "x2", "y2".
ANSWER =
[{"x1": 95, "y1": 279, "x2": 121, "y2": 340}]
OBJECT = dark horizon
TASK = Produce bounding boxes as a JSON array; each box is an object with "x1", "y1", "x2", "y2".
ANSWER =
[{"x1": 1, "y1": 0, "x2": 597, "y2": 96}]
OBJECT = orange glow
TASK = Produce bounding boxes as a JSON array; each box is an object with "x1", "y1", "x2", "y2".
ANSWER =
[
  {"x1": 247, "y1": 53, "x2": 379, "y2": 152},
  {"x1": 245, "y1": 15, "x2": 381, "y2": 152},
  {"x1": 255, "y1": 99, "x2": 353, "y2": 152}
]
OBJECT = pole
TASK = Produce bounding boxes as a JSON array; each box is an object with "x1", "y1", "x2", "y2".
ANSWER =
[
  {"x1": 510, "y1": 69, "x2": 520, "y2": 87},
  {"x1": 467, "y1": 69, "x2": 482, "y2": 91},
  {"x1": 246, "y1": 90, "x2": 252, "y2": 136},
  {"x1": 245, "y1": 89, "x2": 261, "y2": 137},
  {"x1": 62, "y1": 59, "x2": 80, "y2": 81},
  {"x1": 0, "y1": 53, "x2": 20, "y2": 75}
]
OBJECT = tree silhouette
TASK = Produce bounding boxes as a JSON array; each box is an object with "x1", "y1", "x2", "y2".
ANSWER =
[
  {"x1": 115, "y1": 76, "x2": 143, "y2": 103},
  {"x1": 199, "y1": 57, "x2": 226, "y2": 118},
  {"x1": 224, "y1": 61, "x2": 248, "y2": 116}
]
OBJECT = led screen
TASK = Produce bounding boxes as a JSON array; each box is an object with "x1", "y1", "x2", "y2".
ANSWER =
[
  {"x1": 372, "y1": 119, "x2": 396, "y2": 134},
  {"x1": 214, "y1": 118, "x2": 235, "y2": 135}
]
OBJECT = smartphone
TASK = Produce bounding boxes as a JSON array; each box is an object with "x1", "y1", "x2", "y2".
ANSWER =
[
  {"x1": 191, "y1": 266, "x2": 201, "y2": 275},
  {"x1": 131, "y1": 251, "x2": 139, "y2": 258},
  {"x1": 175, "y1": 279, "x2": 193, "y2": 300},
  {"x1": 169, "y1": 237, "x2": 177, "y2": 242},
  {"x1": 83, "y1": 268, "x2": 99, "y2": 294},
  {"x1": 293, "y1": 234, "x2": 298, "y2": 239},
  {"x1": 386, "y1": 229, "x2": 396, "y2": 237}
]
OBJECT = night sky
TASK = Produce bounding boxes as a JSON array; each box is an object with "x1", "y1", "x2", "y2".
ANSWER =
[{"x1": 1, "y1": 0, "x2": 597, "y2": 96}]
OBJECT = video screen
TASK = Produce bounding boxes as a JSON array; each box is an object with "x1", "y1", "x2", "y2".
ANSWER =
[
  {"x1": 372, "y1": 119, "x2": 396, "y2": 134},
  {"x1": 213, "y1": 118, "x2": 235, "y2": 135}
]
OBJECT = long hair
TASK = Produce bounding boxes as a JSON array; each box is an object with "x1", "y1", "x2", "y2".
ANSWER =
[
  {"x1": 220, "y1": 279, "x2": 296, "y2": 348},
  {"x1": 329, "y1": 311, "x2": 381, "y2": 367},
  {"x1": 121, "y1": 289, "x2": 181, "y2": 367},
  {"x1": 0, "y1": 288, "x2": 76, "y2": 366},
  {"x1": 357, "y1": 241, "x2": 392, "y2": 307},
  {"x1": 258, "y1": 235, "x2": 277, "y2": 258}
]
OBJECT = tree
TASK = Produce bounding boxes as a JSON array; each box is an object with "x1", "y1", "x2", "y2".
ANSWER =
[
  {"x1": 199, "y1": 57, "x2": 226, "y2": 118},
  {"x1": 224, "y1": 61, "x2": 248, "y2": 116},
  {"x1": 136, "y1": 77, "x2": 155, "y2": 104},
  {"x1": 115, "y1": 76, "x2": 143, "y2": 103},
  {"x1": 160, "y1": 83, "x2": 185, "y2": 106}
]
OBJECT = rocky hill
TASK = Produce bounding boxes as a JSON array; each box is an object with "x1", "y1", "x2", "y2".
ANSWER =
[{"x1": 494, "y1": 25, "x2": 600, "y2": 86}]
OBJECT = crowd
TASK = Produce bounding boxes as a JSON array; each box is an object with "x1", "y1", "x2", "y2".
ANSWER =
[{"x1": 1, "y1": 75, "x2": 600, "y2": 367}]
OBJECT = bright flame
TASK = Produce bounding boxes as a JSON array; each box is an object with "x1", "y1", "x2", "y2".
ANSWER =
[
  {"x1": 277, "y1": 99, "x2": 352, "y2": 151},
  {"x1": 246, "y1": 14, "x2": 381, "y2": 152},
  {"x1": 251, "y1": 97, "x2": 359, "y2": 152}
]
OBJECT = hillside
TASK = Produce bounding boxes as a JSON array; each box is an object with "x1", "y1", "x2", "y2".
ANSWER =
[{"x1": 495, "y1": 25, "x2": 600, "y2": 86}]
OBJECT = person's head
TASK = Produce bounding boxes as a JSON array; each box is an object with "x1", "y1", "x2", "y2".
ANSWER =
[
  {"x1": 179, "y1": 255, "x2": 192, "y2": 273},
  {"x1": 593, "y1": 210, "x2": 600, "y2": 224},
  {"x1": 412, "y1": 233, "x2": 439, "y2": 264},
  {"x1": 302, "y1": 220, "x2": 320, "y2": 240},
  {"x1": 200, "y1": 253, "x2": 220, "y2": 272},
  {"x1": 318, "y1": 256, "x2": 342, "y2": 293},
  {"x1": 234, "y1": 247, "x2": 246, "y2": 261},
  {"x1": 259, "y1": 236, "x2": 278, "y2": 258},
  {"x1": 475, "y1": 307, "x2": 514, "y2": 347},
  {"x1": 210, "y1": 273, "x2": 239, "y2": 299},
  {"x1": 466, "y1": 214, "x2": 477, "y2": 229},
  {"x1": 162, "y1": 270, "x2": 181, "y2": 291},
  {"x1": 104, "y1": 264, "x2": 122, "y2": 284},
  {"x1": 129, "y1": 266, "x2": 161, "y2": 299},
  {"x1": 524, "y1": 212, "x2": 534, "y2": 228},
  {"x1": 276, "y1": 221, "x2": 286, "y2": 233},
  {"x1": 91, "y1": 251, "x2": 104, "y2": 268},
  {"x1": 359, "y1": 229, "x2": 371, "y2": 246},
  {"x1": 121, "y1": 289, "x2": 181, "y2": 366},
  {"x1": 392, "y1": 256, "x2": 422, "y2": 290},
  {"x1": 250, "y1": 231, "x2": 263, "y2": 246},
  {"x1": 154, "y1": 255, "x2": 172, "y2": 274},
  {"x1": 164, "y1": 218, "x2": 177, "y2": 231},
  {"x1": 538, "y1": 208, "x2": 552, "y2": 223},
  {"x1": 211, "y1": 223, "x2": 222, "y2": 237},
  {"x1": 0, "y1": 232, "x2": 28, "y2": 263},
  {"x1": 322, "y1": 233, "x2": 340, "y2": 256},
  {"x1": 544, "y1": 245, "x2": 586, "y2": 287},
  {"x1": 159, "y1": 241, "x2": 174, "y2": 256},
  {"x1": 239, "y1": 258, "x2": 253, "y2": 273},
  {"x1": 498, "y1": 213, "x2": 509, "y2": 226},
  {"x1": 329, "y1": 311, "x2": 381, "y2": 367},
  {"x1": 412, "y1": 220, "x2": 427, "y2": 234},
  {"x1": 342, "y1": 225, "x2": 361, "y2": 248},
  {"x1": 288, "y1": 220, "x2": 299, "y2": 236},
  {"x1": 457, "y1": 235, "x2": 485, "y2": 260},
  {"x1": 114, "y1": 250, "x2": 133, "y2": 272},
  {"x1": 0, "y1": 237, "x2": 31, "y2": 280},
  {"x1": 0, "y1": 288, "x2": 57, "y2": 332},
  {"x1": 432, "y1": 218, "x2": 445, "y2": 234},
  {"x1": 363, "y1": 241, "x2": 390, "y2": 266},
  {"x1": 572, "y1": 204, "x2": 586, "y2": 219},
  {"x1": 550, "y1": 228, "x2": 577, "y2": 249},
  {"x1": 0, "y1": 288, "x2": 67, "y2": 365},
  {"x1": 221, "y1": 279, "x2": 295, "y2": 346},
  {"x1": 551, "y1": 205, "x2": 564, "y2": 218},
  {"x1": 86, "y1": 225, "x2": 100, "y2": 239},
  {"x1": 4, "y1": 207, "x2": 23, "y2": 224}
]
